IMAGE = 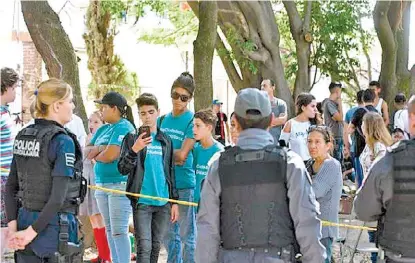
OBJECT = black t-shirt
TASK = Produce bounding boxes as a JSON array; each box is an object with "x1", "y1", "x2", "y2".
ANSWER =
[
  {"x1": 351, "y1": 105, "x2": 378, "y2": 156},
  {"x1": 215, "y1": 112, "x2": 228, "y2": 139}
]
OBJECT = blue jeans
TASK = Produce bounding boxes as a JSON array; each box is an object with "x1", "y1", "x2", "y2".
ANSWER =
[
  {"x1": 164, "y1": 189, "x2": 196, "y2": 263},
  {"x1": 368, "y1": 231, "x2": 377, "y2": 263},
  {"x1": 320, "y1": 237, "x2": 333, "y2": 263},
  {"x1": 95, "y1": 182, "x2": 132, "y2": 263},
  {"x1": 354, "y1": 156, "x2": 364, "y2": 188},
  {"x1": 132, "y1": 204, "x2": 170, "y2": 263},
  {"x1": 333, "y1": 137, "x2": 344, "y2": 164}
]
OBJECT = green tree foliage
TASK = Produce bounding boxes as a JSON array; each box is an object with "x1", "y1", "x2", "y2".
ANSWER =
[
  {"x1": 138, "y1": 2, "x2": 198, "y2": 46},
  {"x1": 277, "y1": 0, "x2": 373, "y2": 92}
]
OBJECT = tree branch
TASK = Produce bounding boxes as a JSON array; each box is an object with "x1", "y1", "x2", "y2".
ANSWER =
[
  {"x1": 282, "y1": 1, "x2": 302, "y2": 34},
  {"x1": 245, "y1": 48, "x2": 270, "y2": 63},
  {"x1": 188, "y1": 0, "x2": 243, "y2": 90},
  {"x1": 374, "y1": 1, "x2": 395, "y2": 54},
  {"x1": 303, "y1": 0, "x2": 312, "y2": 32},
  {"x1": 215, "y1": 32, "x2": 243, "y2": 90},
  {"x1": 58, "y1": 0, "x2": 70, "y2": 14},
  {"x1": 310, "y1": 66, "x2": 318, "y2": 90},
  {"x1": 238, "y1": 1, "x2": 281, "y2": 56},
  {"x1": 345, "y1": 49, "x2": 360, "y2": 89}
]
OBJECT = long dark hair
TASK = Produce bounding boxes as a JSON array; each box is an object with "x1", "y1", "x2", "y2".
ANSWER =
[
  {"x1": 123, "y1": 105, "x2": 136, "y2": 130},
  {"x1": 110, "y1": 104, "x2": 136, "y2": 130},
  {"x1": 296, "y1": 93, "x2": 317, "y2": 125}
]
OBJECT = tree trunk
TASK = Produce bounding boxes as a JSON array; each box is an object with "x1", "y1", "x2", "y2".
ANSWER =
[
  {"x1": 374, "y1": 0, "x2": 397, "y2": 104},
  {"x1": 410, "y1": 65, "x2": 415, "y2": 95},
  {"x1": 283, "y1": 1, "x2": 312, "y2": 98},
  {"x1": 21, "y1": 0, "x2": 87, "y2": 127},
  {"x1": 374, "y1": 0, "x2": 412, "y2": 104},
  {"x1": 83, "y1": 1, "x2": 139, "y2": 105},
  {"x1": 396, "y1": 1, "x2": 412, "y2": 94},
  {"x1": 193, "y1": 1, "x2": 218, "y2": 111},
  {"x1": 188, "y1": 0, "x2": 295, "y2": 116}
]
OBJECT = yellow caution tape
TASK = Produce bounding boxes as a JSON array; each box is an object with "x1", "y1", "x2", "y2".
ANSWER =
[
  {"x1": 0, "y1": 167, "x2": 377, "y2": 231},
  {"x1": 91, "y1": 185, "x2": 376, "y2": 231},
  {"x1": 321, "y1": 220, "x2": 376, "y2": 231},
  {"x1": 88, "y1": 185, "x2": 198, "y2": 207}
]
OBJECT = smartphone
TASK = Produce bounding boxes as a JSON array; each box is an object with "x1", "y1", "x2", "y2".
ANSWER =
[{"x1": 138, "y1": 126, "x2": 151, "y2": 139}]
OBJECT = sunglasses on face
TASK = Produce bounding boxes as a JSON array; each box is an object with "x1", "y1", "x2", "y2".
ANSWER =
[{"x1": 171, "y1": 92, "x2": 190, "y2": 102}]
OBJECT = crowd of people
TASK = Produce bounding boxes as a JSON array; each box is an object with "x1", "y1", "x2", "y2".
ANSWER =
[{"x1": 1, "y1": 65, "x2": 415, "y2": 263}]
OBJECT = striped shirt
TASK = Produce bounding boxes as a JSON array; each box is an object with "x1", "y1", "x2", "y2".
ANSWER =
[{"x1": 1, "y1": 105, "x2": 14, "y2": 177}]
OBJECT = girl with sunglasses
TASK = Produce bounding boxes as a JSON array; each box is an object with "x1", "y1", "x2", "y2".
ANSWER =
[
  {"x1": 158, "y1": 72, "x2": 196, "y2": 263},
  {"x1": 306, "y1": 125, "x2": 342, "y2": 263}
]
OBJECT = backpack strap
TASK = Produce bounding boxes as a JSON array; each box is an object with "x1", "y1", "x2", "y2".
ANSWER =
[{"x1": 159, "y1": 114, "x2": 166, "y2": 127}]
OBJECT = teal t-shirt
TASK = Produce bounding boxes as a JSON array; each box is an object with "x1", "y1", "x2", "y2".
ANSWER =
[
  {"x1": 139, "y1": 132, "x2": 169, "y2": 206},
  {"x1": 90, "y1": 118, "x2": 135, "y2": 183},
  {"x1": 158, "y1": 111, "x2": 195, "y2": 189},
  {"x1": 193, "y1": 140, "x2": 224, "y2": 203}
]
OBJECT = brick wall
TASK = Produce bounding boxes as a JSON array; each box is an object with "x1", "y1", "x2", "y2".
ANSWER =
[{"x1": 22, "y1": 41, "x2": 42, "y2": 123}]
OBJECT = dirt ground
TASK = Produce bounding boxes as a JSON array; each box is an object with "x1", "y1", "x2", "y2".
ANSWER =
[{"x1": 2, "y1": 216, "x2": 376, "y2": 263}]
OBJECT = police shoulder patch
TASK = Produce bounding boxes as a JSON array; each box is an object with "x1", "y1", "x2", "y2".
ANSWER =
[{"x1": 65, "y1": 153, "x2": 75, "y2": 167}]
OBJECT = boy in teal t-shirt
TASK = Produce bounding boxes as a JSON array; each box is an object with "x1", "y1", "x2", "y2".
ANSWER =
[
  {"x1": 193, "y1": 109, "x2": 224, "y2": 204},
  {"x1": 118, "y1": 93, "x2": 179, "y2": 263},
  {"x1": 159, "y1": 72, "x2": 196, "y2": 263}
]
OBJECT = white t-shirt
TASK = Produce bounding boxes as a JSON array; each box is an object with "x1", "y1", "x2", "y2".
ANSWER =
[
  {"x1": 394, "y1": 109, "x2": 409, "y2": 139},
  {"x1": 65, "y1": 114, "x2": 87, "y2": 147},
  {"x1": 375, "y1": 98, "x2": 383, "y2": 116},
  {"x1": 280, "y1": 119, "x2": 311, "y2": 161}
]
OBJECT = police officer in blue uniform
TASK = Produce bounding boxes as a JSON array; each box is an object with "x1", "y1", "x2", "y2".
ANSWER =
[
  {"x1": 5, "y1": 78, "x2": 86, "y2": 263},
  {"x1": 354, "y1": 95, "x2": 415, "y2": 263}
]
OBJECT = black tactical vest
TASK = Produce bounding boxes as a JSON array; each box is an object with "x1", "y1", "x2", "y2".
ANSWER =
[
  {"x1": 218, "y1": 145, "x2": 297, "y2": 250},
  {"x1": 13, "y1": 119, "x2": 86, "y2": 214},
  {"x1": 378, "y1": 140, "x2": 415, "y2": 257}
]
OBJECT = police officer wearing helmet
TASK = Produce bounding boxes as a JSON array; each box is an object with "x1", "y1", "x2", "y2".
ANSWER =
[
  {"x1": 196, "y1": 88, "x2": 326, "y2": 263},
  {"x1": 5, "y1": 78, "x2": 86, "y2": 262},
  {"x1": 354, "y1": 95, "x2": 415, "y2": 263}
]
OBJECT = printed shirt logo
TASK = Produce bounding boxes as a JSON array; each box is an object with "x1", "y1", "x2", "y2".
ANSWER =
[
  {"x1": 160, "y1": 128, "x2": 185, "y2": 142},
  {"x1": 65, "y1": 153, "x2": 75, "y2": 167},
  {"x1": 196, "y1": 164, "x2": 209, "y2": 176},
  {"x1": 13, "y1": 139, "x2": 40, "y2": 157},
  {"x1": 147, "y1": 145, "x2": 162, "y2": 156}
]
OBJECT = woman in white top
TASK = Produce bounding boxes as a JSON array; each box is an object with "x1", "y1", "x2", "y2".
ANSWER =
[
  {"x1": 280, "y1": 93, "x2": 319, "y2": 161},
  {"x1": 359, "y1": 112, "x2": 393, "y2": 263}
]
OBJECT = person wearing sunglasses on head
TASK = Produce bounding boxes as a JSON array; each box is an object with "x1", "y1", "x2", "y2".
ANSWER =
[
  {"x1": 158, "y1": 72, "x2": 196, "y2": 263},
  {"x1": 305, "y1": 125, "x2": 342, "y2": 263}
]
